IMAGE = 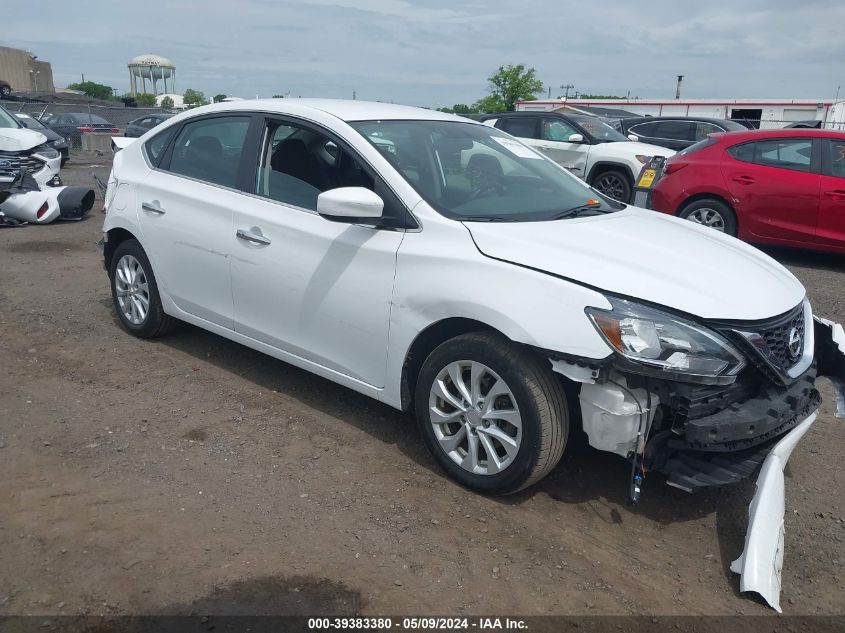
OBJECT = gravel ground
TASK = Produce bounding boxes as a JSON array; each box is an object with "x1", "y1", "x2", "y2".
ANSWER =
[{"x1": 1, "y1": 154, "x2": 843, "y2": 618}]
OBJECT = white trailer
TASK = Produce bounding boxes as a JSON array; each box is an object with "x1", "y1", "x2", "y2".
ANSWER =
[{"x1": 517, "y1": 98, "x2": 845, "y2": 130}]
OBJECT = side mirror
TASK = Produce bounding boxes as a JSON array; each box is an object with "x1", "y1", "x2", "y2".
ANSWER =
[
  {"x1": 568, "y1": 133, "x2": 584, "y2": 143},
  {"x1": 628, "y1": 134, "x2": 639, "y2": 142},
  {"x1": 317, "y1": 187, "x2": 384, "y2": 222}
]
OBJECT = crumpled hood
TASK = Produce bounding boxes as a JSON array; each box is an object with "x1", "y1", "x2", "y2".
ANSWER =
[
  {"x1": 0, "y1": 128, "x2": 48, "y2": 152},
  {"x1": 465, "y1": 207, "x2": 805, "y2": 321}
]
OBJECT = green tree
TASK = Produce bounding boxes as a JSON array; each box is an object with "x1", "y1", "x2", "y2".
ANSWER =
[
  {"x1": 183, "y1": 88, "x2": 207, "y2": 106},
  {"x1": 160, "y1": 96, "x2": 175, "y2": 109},
  {"x1": 438, "y1": 103, "x2": 479, "y2": 115},
  {"x1": 67, "y1": 81, "x2": 115, "y2": 101},
  {"x1": 484, "y1": 64, "x2": 544, "y2": 112},
  {"x1": 213, "y1": 93, "x2": 227, "y2": 103},
  {"x1": 472, "y1": 94, "x2": 507, "y2": 114},
  {"x1": 272, "y1": 94, "x2": 285, "y2": 98},
  {"x1": 135, "y1": 93, "x2": 157, "y2": 107}
]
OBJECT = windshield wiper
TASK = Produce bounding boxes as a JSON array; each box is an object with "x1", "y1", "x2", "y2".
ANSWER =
[{"x1": 549, "y1": 202, "x2": 606, "y2": 220}]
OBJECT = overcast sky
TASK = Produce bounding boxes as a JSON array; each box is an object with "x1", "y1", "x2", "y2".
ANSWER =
[{"x1": 5, "y1": 0, "x2": 844, "y2": 106}]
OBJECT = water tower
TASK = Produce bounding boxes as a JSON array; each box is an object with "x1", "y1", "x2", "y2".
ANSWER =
[{"x1": 128, "y1": 54, "x2": 175, "y2": 96}]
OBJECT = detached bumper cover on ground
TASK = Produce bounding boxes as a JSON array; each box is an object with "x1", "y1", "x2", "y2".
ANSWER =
[{"x1": 730, "y1": 317, "x2": 845, "y2": 612}]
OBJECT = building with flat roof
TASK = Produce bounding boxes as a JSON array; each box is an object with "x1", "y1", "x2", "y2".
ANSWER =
[{"x1": 0, "y1": 45, "x2": 55, "y2": 94}]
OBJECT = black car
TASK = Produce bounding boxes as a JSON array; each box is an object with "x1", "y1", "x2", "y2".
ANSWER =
[
  {"x1": 124, "y1": 113, "x2": 175, "y2": 138},
  {"x1": 614, "y1": 116, "x2": 747, "y2": 151},
  {"x1": 14, "y1": 112, "x2": 70, "y2": 165},
  {"x1": 784, "y1": 120, "x2": 822, "y2": 129},
  {"x1": 39, "y1": 112, "x2": 120, "y2": 148}
]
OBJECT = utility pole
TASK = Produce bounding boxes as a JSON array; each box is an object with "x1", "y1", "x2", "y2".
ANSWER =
[
  {"x1": 675, "y1": 75, "x2": 684, "y2": 100},
  {"x1": 560, "y1": 83, "x2": 574, "y2": 99},
  {"x1": 353, "y1": 90, "x2": 356, "y2": 100}
]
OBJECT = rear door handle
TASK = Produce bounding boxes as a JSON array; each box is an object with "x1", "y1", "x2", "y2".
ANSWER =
[
  {"x1": 732, "y1": 176, "x2": 756, "y2": 185},
  {"x1": 823, "y1": 189, "x2": 845, "y2": 201},
  {"x1": 236, "y1": 229, "x2": 271, "y2": 246},
  {"x1": 141, "y1": 201, "x2": 166, "y2": 214}
]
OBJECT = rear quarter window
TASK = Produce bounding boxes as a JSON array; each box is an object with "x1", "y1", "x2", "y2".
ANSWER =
[{"x1": 727, "y1": 142, "x2": 754, "y2": 163}]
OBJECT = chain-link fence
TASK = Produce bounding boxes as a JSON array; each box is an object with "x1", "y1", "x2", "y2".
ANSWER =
[{"x1": 1, "y1": 99, "x2": 169, "y2": 130}]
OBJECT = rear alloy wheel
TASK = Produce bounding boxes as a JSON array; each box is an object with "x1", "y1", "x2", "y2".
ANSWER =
[
  {"x1": 415, "y1": 332, "x2": 568, "y2": 495},
  {"x1": 591, "y1": 169, "x2": 631, "y2": 203},
  {"x1": 678, "y1": 198, "x2": 737, "y2": 236},
  {"x1": 109, "y1": 239, "x2": 177, "y2": 338},
  {"x1": 0, "y1": 85, "x2": 10, "y2": 99}
]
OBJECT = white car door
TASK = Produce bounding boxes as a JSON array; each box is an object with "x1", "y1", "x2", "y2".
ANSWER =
[
  {"x1": 535, "y1": 117, "x2": 589, "y2": 178},
  {"x1": 135, "y1": 115, "x2": 252, "y2": 329},
  {"x1": 230, "y1": 117, "x2": 406, "y2": 387}
]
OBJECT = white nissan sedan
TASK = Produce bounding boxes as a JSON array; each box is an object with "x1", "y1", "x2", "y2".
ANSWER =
[{"x1": 102, "y1": 99, "x2": 844, "y2": 504}]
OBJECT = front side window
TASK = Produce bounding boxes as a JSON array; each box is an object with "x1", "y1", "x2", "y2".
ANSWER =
[
  {"x1": 350, "y1": 119, "x2": 617, "y2": 222},
  {"x1": 754, "y1": 139, "x2": 813, "y2": 172},
  {"x1": 628, "y1": 121, "x2": 660, "y2": 138},
  {"x1": 166, "y1": 116, "x2": 250, "y2": 187},
  {"x1": 255, "y1": 120, "x2": 374, "y2": 211},
  {"x1": 694, "y1": 122, "x2": 722, "y2": 141},
  {"x1": 541, "y1": 118, "x2": 578, "y2": 142},
  {"x1": 827, "y1": 139, "x2": 845, "y2": 178},
  {"x1": 569, "y1": 115, "x2": 629, "y2": 142}
]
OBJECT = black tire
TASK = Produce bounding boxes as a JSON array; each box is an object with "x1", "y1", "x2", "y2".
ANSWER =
[
  {"x1": 414, "y1": 332, "x2": 569, "y2": 495},
  {"x1": 0, "y1": 85, "x2": 10, "y2": 98},
  {"x1": 678, "y1": 198, "x2": 737, "y2": 236},
  {"x1": 109, "y1": 239, "x2": 178, "y2": 338},
  {"x1": 591, "y1": 169, "x2": 631, "y2": 203}
]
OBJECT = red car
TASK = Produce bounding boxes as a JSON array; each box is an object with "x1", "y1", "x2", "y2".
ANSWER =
[{"x1": 650, "y1": 129, "x2": 845, "y2": 254}]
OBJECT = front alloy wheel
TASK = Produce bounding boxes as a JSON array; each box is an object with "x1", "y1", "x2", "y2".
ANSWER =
[
  {"x1": 415, "y1": 332, "x2": 569, "y2": 495},
  {"x1": 592, "y1": 170, "x2": 631, "y2": 203},
  {"x1": 429, "y1": 361, "x2": 522, "y2": 476}
]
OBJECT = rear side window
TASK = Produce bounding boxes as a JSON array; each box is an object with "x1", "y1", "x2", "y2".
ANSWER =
[
  {"x1": 144, "y1": 126, "x2": 177, "y2": 166},
  {"x1": 754, "y1": 139, "x2": 812, "y2": 172},
  {"x1": 165, "y1": 116, "x2": 251, "y2": 188},
  {"x1": 727, "y1": 142, "x2": 755, "y2": 163},
  {"x1": 653, "y1": 121, "x2": 695, "y2": 141},
  {"x1": 694, "y1": 122, "x2": 723, "y2": 141},
  {"x1": 498, "y1": 117, "x2": 538, "y2": 139}
]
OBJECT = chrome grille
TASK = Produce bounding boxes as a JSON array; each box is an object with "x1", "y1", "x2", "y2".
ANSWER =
[
  {"x1": 0, "y1": 154, "x2": 46, "y2": 179},
  {"x1": 725, "y1": 303, "x2": 809, "y2": 384}
]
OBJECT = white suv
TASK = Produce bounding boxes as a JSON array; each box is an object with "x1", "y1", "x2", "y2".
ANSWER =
[
  {"x1": 481, "y1": 112, "x2": 674, "y2": 202},
  {"x1": 103, "y1": 99, "x2": 844, "y2": 503}
]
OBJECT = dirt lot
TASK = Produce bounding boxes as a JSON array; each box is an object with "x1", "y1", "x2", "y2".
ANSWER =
[{"x1": 1, "y1": 155, "x2": 844, "y2": 619}]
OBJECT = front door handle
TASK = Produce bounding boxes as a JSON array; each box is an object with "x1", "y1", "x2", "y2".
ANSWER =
[
  {"x1": 732, "y1": 175, "x2": 756, "y2": 185},
  {"x1": 236, "y1": 229, "x2": 271, "y2": 246},
  {"x1": 141, "y1": 201, "x2": 166, "y2": 214},
  {"x1": 823, "y1": 189, "x2": 845, "y2": 201}
]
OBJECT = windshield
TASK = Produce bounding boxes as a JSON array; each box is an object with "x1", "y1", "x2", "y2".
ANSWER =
[
  {"x1": 569, "y1": 115, "x2": 629, "y2": 143},
  {"x1": 350, "y1": 120, "x2": 617, "y2": 222},
  {"x1": 0, "y1": 106, "x2": 21, "y2": 129}
]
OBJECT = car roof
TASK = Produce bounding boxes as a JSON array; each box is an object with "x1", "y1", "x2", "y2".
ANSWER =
[
  {"x1": 189, "y1": 98, "x2": 470, "y2": 123},
  {"x1": 713, "y1": 128, "x2": 845, "y2": 143},
  {"x1": 620, "y1": 116, "x2": 738, "y2": 124}
]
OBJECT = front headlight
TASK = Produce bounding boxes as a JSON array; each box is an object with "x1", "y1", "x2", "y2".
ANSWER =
[
  {"x1": 586, "y1": 298, "x2": 746, "y2": 383},
  {"x1": 33, "y1": 143, "x2": 60, "y2": 159},
  {"x1": 52, "y1": 138, "x2": 66, "y2": 147}
]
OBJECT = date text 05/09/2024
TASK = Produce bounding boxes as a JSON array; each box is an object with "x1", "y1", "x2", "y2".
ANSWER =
[{"x1": 307, "y1": 617, "x2": 528, "y2": 630}]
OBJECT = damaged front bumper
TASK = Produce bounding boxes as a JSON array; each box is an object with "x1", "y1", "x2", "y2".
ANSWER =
[{"x1": 551, "y1": 315, "x2": 845, "y2": 611}]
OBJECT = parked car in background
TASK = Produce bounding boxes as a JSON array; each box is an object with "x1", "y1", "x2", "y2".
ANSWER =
[
  {"x1": 124, "y1": 113, "x2": 175, "y2": 138},
  {"x1": 39, "y1": 112, "x2": 120, "y2": 147},
  {"x1": 650, "y1": 129, "x2": 845, "y2": 253},
  {"x1": 0, "y1": 105, "x2": 62, "y2": 187},
  {"x1": 615, "y1": 116, "x2": 747, "y2": 151},
  {"x1": 785, "y1": 120, "x2": 822, "y2": 129},
  {"x1": 14, "y1": 112, "x2": 69, "y2": 165},
  {"x1": 480, "y1": 112, "x2": 673, "y2": 202}
]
